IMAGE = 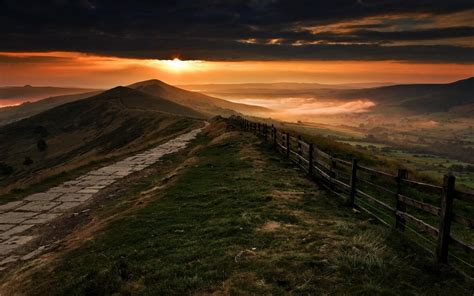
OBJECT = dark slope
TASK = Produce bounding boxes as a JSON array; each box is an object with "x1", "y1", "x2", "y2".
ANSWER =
[
  {"x1": 0, "y1": 85, "x2": 100, "y2": 101},
  {"x1": 128, "y1": 79, "x2": 271, "y2": 116},
  {"x1": 0, "y1": 86, "x2": 203, "y2": 191},
  {"x1": 0, "y1": 91, "x2": 102, "y2": 126},
  {"x1": 337, "y1": 77, "x2": 474, "y2": 113}
]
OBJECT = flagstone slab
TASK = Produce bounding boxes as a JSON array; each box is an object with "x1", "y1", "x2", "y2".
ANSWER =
[
  {"x1": 0, "y1": 201, "x2": 25, "y2": 212},
  {"x1": 77, "y1": 188, "x2": 100, "y2": 194},
  {"x1": 57, "y1": 193, "x2": 93, "y2": 202},
  {"x1": 0, "y1": 255, "x2": 19, "y2": 266},
  {"x1": 50, "y1": 202, "x2": 82, "y2": 213},
  {"x1": 25, "y1": 192, "x2": 63, "y2": 201},
  {"x1": 48, "y1": 186, "x2": 83, "y2": 194},
  {"x1": 0, "y1": 212, "x2": 37, "y2": 224},
  {"x1": 0, "y1": 224, "x2": 15, "y2": 231},
  {"x1": 22, "y1": 213, "x2": 60, "y2": 225},
  {"x1": 2, "y1": 236, "x2": 35, "y2": 248},
  {"x1": 0, "y1": 225, "x2": 34, "y2": 240},
  {"x1": 17, "y1": 201, "x2": 60, "y2": 212}
]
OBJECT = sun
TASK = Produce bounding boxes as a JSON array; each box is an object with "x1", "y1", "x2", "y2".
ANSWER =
[
  {"x1": 163, "y1": 58, "x2": 186, "y2": 70},
  {"x1": 151, "y1": 57, "x2": 204, "y2": 72}
]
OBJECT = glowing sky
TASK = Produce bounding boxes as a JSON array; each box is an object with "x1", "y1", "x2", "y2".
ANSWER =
[
  {"x1": 0, "y1": 1, "x2": 473, "y2": 87},
  {"x1": 0, "y1": 51, "x2": 473, "y2": 88}
]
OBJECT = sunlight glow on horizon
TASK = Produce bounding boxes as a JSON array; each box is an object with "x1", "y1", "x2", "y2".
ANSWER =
[
  {"x1": 0, "y1": 51, "x2": 472, "y2": 88},
  {"x1": 153, "y1": 58, "x2": 204, "y2": 72}
]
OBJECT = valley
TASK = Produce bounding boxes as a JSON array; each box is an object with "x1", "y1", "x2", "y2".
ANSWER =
[{"x1": 183, "y1": 78, "x2": 474, "y2": 189}]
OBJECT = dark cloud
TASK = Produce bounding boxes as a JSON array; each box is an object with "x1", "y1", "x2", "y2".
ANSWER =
[
  {"x1": 0, "y1": 55, "x2": 72, "y2": 64},
  {"x1": 0, "y1": 0, "x2": 473, "y2": 62}
]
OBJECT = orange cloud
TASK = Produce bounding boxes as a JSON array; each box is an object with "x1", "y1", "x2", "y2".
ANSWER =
[{"x1": 0, "y1": 52, "x2": 472, "y2": 88}]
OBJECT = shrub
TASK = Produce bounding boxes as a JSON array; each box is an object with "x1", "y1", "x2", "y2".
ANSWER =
[
  {"x1": 23, "y1": 156, "x2": 33, "y2": 166},
  {"x1": 0, "y1": 162, "x2": 14, "y2": 175},
  {"x1": 37, "y1": 139, "x2": 48, "y2": 151},
  {"x1": 34, "y1": 125, "x2": 48, "y2": 137}
]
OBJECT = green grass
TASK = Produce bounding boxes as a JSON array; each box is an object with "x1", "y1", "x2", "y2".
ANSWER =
[
  {"x1": 4, "y1": 124, "x2": 472, "y2": 295},
  {"x1": 338, "y1": 140, "x2": 388, "y2": 148},
  {"x1": 383, "y1": 150, "x2": 474, "y2": 190},
  {"x1": 0, "y1": 119, "x2": 201, "y2": 205}
]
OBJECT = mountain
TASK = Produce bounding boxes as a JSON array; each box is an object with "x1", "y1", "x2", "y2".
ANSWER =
[
  {"x1": 178, "y1": 82, "x2": 392, "y2": 92},
  {"x1": 0, "y1": 91, "x2": 102, "y2": 126},
  {"x1": 0, "y1": 86, "x2": 203, "y2": 191},
  {"x1": 335, "y1": 77, "x2": 474, "y2": 113},
  {"x1": 128, "y1": 79, "x2": 271, "y2": 116},
  {"x1": 177, "y1": 82, "x2": 394, "y2": 100},
  {"x1": 0, "y1": 85, "x2": 100, "y2": 105}
]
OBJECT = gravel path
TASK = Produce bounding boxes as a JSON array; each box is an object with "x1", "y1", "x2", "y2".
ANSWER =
[{"x1": 0, "y1": 123, "x2": 207, "y2": 269}]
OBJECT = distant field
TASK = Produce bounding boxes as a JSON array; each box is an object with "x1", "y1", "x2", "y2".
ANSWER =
[
  {"x1": 383, "y1": 150, "x2": 474, "y2": 189},
  {"x1": 335, "y1": 138, "x2": 474, "y2": 189},
  {"x1": 338, "y1": 140, "x2": 388, "y2": 148},
  {"x1": 277, "y1": 121, "x2": 365, "y2": 139}
]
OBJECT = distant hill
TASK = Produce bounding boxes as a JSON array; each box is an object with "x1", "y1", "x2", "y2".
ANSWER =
[
  {"x1": 0, "y1": 85, "x2": 100, "y2": 104},
  {"x1": 177, "y1": 82, "x2": 393, "y2": 100},
  {"x1": 129, "y1": 79, "x2": 271, "y2": 116},
  {"x1": 334, "y1": 77, "x2": 474, "y2": 113},
  {"x1": 179, "y1": 82, "x2": 392, "y2": 92},
  {"x1": 178, "y1": 78, "x2": 474, "y2": 114},
  {"x1": 0, "y1": 91, "x2": 102, "y2": 126},
  {"x1": 0, "y1": 80, "x2": 271, "y2": 125},
  {"x1": 0, "y1": 86, "x2": 203, "y2": 191}
]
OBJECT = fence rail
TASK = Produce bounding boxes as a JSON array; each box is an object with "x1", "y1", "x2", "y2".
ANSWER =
[{"x1": 232, "y1": 116, "x2": 474, "y2": 276}]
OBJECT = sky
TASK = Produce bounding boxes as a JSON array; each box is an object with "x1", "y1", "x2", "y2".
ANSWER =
[{"x1": 0, "y1": 0, "x2": 473, "y2": 87}]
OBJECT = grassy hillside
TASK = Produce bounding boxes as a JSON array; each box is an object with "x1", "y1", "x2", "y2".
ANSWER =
[
  {"x1": 338, "y1": 77, "x2": 474, "y2": 113},
  {"x1": 129, "y1": 79, "x2": 271, "y2": 116},
  {"x1": 0, "y1": 91, "x2": 102, "y2": 126},
  {"x1": 0, "y1": 86, "x2": 203, "y2": 195},
  {"x1": 1, "y1": 119, "x2": 470, "y2": 295},
  {"x1": 0, "y1": 85, "x2": 100, "y2": 103}
]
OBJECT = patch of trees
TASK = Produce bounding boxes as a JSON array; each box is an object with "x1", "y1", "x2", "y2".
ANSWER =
[
  {"x1": 402, "y1": 142, "x2": 473, "y2": 164},
  {"x1": 449, "y1": 164, "x2": 474, "y2": 173},
  {"x1": 37, "y1": 139, "x2": 47, "y2": 151},
  {"x1": 23, "y1": 156, "x2": 33, "y2": 166},
  {"x1": 35, "y1": 125, "x2": 48, "y2": 152},
  {"x1": 34, "y1": 125, "x2": 48, "y2": 137},
  {"x1": 0, "y1": 162, "x2": 14, "y2": 175}
]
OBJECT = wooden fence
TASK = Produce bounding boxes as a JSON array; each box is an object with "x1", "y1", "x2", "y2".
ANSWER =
[{"x1": 231, "y1": 116, "x2": 474, "y2": 275}]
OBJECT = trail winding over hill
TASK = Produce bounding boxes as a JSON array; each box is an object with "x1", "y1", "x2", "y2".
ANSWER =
[{"x1": 0, "y1": 122, "x2": 208, "y2": 271}]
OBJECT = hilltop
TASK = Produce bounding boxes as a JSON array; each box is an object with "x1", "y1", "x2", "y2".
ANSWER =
[
  {"x1": 129, "y1": 79, "x2": 271, "y2": 116},
  {"x1": 0, "y1": 85, "x2": 100, "y2": 104},
  {"x1": 0, "y1": 79, "x2": 271, "y2": 126}
]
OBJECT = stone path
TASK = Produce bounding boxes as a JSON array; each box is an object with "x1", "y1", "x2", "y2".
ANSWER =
[{"x1": 0, "y1": 123, "x2": 207, "y2": 269}]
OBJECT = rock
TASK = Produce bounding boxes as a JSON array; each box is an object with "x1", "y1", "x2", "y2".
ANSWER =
[{"x1": 234, "y1": 249, "x2": 257, "y2": 263}]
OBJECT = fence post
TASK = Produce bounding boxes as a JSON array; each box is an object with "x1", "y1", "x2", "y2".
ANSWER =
[
  {"x1": 308, "y1": 143, "x2": 314, "y2": 178},
  {"x1": 285, "y1": 132, "x2": 290, "y2": 158},
  {"x1": 436, "y1": 174, "x2": 455, "y2": 263},
  {"x1": 297, "y1": 136, "x2": 302, "y2": 166},
  {"x1": 395, "y1": 169, "x2": 408, "y2": 231},
  {"x1": 349, "y1": 158, "x2": 358, "y2": 206}
]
